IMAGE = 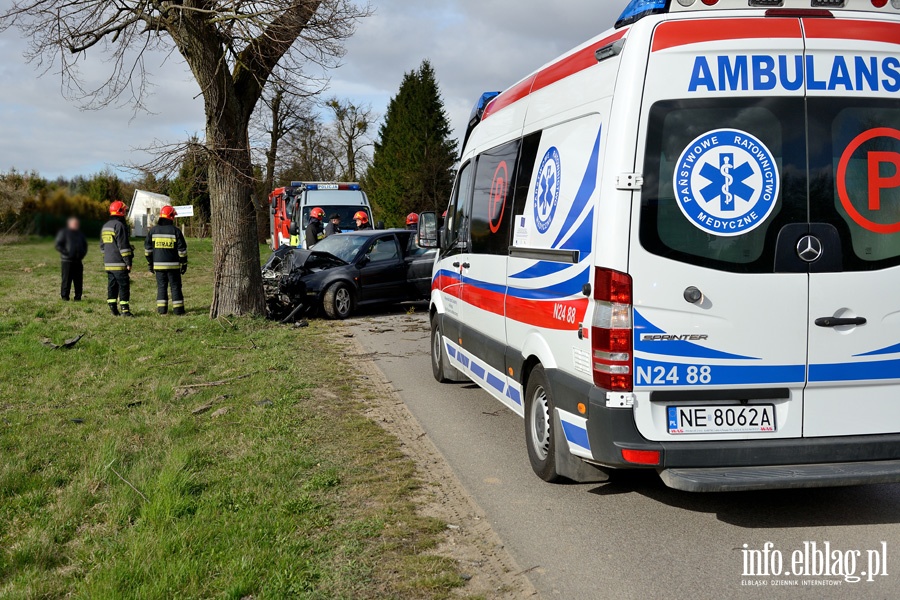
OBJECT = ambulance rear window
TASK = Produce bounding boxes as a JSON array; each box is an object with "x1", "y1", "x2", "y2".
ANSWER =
[
  {"x1": 808, "y1": 98, "x2": 900, "y2": 270},
  {"x1": 640, "y1": 98, "x2": 808, "y2": 274}
]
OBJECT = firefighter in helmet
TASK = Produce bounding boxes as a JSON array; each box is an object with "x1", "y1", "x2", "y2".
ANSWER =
[
  {"x1": 406, "y1": 212, "x2": 419, "y2": 231},
  {"x1": 100, "y1": 200, "x2": 135, "y2": 317},
  {"x1": 354, "y1": 210, "x2": 373, "y2": 231},
  {"x1": 145, "y1": 205, "x2": 188, "y2": 315},
  {"x1": 305, "y1": 207, "x2": 326, "y2": 247}
]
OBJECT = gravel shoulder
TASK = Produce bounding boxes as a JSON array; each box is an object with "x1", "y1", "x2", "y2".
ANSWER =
[{"x1": 342, "y1": 315, "x2": 539, "y2": 599}]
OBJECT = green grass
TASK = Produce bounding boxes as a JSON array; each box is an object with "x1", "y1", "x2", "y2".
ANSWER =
[{"x1": 0, "y1": 238, "x2": 462, "y2": 599}]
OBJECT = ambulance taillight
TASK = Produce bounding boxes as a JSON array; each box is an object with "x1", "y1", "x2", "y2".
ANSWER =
[{"x1": 591, "y1": 268, "x2": 634, "y2": 392}]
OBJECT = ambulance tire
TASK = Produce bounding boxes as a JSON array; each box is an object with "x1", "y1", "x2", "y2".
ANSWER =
[
  {"x1": 524, "y1": 365, "x2": 561, "y2": 483},
  {"x1": 323, "y1": 282, "x2": 353, "y2": 319},
  {"x1": 431, "y1": 316, "x2": 463, "y2": 383}
]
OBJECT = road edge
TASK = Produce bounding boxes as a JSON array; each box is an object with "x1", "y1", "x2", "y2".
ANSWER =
[{"x1": 345, "y1": 328, "x2": 540, "y2": 598}]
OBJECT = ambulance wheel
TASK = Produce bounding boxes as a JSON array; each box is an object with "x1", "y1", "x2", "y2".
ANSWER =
[
  {"x1": 431, "y1": 315, "x2": 460, "y2": 383},
  {"x1": 323, "y1": 283, "x2": 353, "y2": 319},
  {"x1": 525, "y1": 365, "x2": 560, "y2": 483}
]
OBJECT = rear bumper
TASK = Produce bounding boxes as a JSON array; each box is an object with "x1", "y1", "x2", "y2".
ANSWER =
[
  {"x1": 660, "y1": 461, "x2": 900, "y2": 492},
  {"x1": 580, "y1": 383, "x2": 900, "y2": 487}
]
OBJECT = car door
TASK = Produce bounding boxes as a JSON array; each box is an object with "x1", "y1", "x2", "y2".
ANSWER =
[
  {"x1": 802, "y1": 19, "x2": 900, "y2": 437},
  {"x1": 404, "y1": 233, "x2": 436, "y2": 298},
  {"x1": 630, "y1": 18, "x2": 810, "y2": 442},
  {"x1": 358, "y1": 235, "x2": 406, "y2": 303}
]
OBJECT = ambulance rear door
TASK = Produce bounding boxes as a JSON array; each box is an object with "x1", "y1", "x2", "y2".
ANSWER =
[
  {"x1": 630, "y1": 16, "x2": 810, "y2": 442},
  {"x1": 802, "y1": 18, "x2": 900, "y2": 437}
]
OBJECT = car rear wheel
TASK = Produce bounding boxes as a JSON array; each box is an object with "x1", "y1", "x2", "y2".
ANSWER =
[
  {"x1": 525, "y1": 365, "x2": 561, "y2": 482},
  {"x1": 323, "y1": 283, "x2": 353, "y2": 319}
]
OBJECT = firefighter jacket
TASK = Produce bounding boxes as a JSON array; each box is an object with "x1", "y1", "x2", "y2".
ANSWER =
[
  {"x1": 144, "y1": 219, "x2": 188, "y2": 270},
  {"x1": 305, "y1": 218, "x2": 324, "y2": 248},
  {"x1": 100, "y1": 217, "x2": 133, "y2": 271}
]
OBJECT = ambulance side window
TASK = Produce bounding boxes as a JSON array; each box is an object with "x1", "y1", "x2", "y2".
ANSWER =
[
  {"x1": 511, "y1": 132, "x2": 543, "y2": 226},
  {"x1": 470, "y1": 140, "x2": 520, "y2": 255},
  {"x1": 640, "y1": 98, "x2": 808, "y2": 274},
  {"x1": 444, "y1": 161, "x2": 474, "y2": 253},
  {"x1": 808, "y1": 99, "x2": 900, "y2": 270}
]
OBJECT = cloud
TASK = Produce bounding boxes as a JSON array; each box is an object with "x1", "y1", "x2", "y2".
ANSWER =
[{"x1": 0, "y1": 0, "x2": 631, "y2": 179}]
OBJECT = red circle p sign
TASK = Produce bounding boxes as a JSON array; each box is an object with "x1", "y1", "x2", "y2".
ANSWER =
[
  {"x1": 837, "y1": 128, "x2": 900, "y2": 235},
  {"x1": 489, "y1": 161, "x2": 509, "y2": 234}
]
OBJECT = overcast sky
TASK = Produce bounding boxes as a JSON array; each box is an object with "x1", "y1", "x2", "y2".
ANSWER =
[{"x1": 0, "y1": 0, "x2": 630, "y2": 179}]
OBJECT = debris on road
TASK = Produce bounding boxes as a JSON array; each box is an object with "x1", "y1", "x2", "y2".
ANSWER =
[{"x1": 40, "y1": 334, "x2": 84, "y2": 349}]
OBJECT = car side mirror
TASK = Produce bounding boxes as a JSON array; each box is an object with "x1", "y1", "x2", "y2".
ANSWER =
[
  {"x1": 417, "y1": 212, "x2": 439, "y2": 249},
  {"x1": 376, "y1": 220, "x2": 385, "y2": 230},
  {"x1": 358, "y1": 255, "x2": 370, "y2": 267}
]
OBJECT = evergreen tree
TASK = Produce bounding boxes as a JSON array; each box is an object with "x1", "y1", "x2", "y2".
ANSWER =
[
  {"x1": 367, "y1": 60, "x2": 457, "y2": 227},
  {"x1": 170, "y1": 139, "x2": 212, "y2": 224}
]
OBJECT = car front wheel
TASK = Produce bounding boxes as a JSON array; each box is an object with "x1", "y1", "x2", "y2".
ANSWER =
[{"x1": 323, "y1": 283, "x2": 353, "y2": 319}]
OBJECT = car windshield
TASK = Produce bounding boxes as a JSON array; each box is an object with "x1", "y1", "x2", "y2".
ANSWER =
[{"x1": 311, "y1": 234, "x2": 369, "y2": 263}]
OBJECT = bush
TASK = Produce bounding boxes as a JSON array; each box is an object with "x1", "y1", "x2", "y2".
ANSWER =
[{"x1": 13, "y1": 189, "x2": 110, "y2": 237}]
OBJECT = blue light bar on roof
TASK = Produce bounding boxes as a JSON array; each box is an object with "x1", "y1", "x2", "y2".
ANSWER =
[
  {"x1": 615, "y1": 0, "x2": 670, "y2": 29},
  {"x1": 297, "y1": 183, "x2": 361, "y2": 192}
]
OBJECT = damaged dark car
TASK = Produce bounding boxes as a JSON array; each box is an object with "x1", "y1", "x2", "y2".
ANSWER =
[{"x1": 263, "y1": 229, "x2": 435, "y2": 321}]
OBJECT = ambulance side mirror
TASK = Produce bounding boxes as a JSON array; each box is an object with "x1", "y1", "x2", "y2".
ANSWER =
[{"x1": 417, "y1": 212, "x2": 439, "y2": 249}]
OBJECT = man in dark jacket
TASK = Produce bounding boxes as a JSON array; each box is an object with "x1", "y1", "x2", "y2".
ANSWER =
[
  {"x1": 145, "y1": 205, "x2": 188, "y2": 315},
  {"x1": 100, "y1": 200, "x2": 134, "y2": 317},
  {"x1": 324, "y1": 213, "x2": 343, "y2": 237},
  {"x1": 54, "y1": 216, "x2": 88, "y2": 301},
  {"x1": 305, "y1": 207, "x2": 326, "y2": 248}
]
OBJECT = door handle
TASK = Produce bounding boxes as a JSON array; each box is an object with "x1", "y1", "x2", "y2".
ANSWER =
[{"x1": 815, "y1": 317, "x2": 867, "y2": 328}]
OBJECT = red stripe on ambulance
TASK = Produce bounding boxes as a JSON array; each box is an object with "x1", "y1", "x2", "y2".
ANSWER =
[
  {"x1": 483, "y1": 30, "x2": 627, "y2": 120},
  {"x1": 651, "y1": 18, "x2": 801, "y2": 53}
]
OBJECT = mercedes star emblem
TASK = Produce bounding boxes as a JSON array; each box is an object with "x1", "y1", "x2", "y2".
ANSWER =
[{"x1": 797, "y1": 235, "x2": 823, "y2": 263}]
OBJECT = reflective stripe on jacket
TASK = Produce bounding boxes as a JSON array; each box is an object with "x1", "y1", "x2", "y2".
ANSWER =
[{"x1": 144, "y1": 221, "x2": 188, "y2": 270}]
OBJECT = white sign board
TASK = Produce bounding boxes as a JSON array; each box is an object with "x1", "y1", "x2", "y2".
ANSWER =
[{"x1": 173, "y1": 205, "x2": 195, "y2": 218}]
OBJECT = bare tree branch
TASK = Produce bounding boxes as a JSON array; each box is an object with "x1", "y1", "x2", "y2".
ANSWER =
[{"x1": 0, "y1": 0, "x2": 371, "y2": 317}]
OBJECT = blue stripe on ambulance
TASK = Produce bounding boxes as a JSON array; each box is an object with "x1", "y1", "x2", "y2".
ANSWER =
[
  {"x1": 435, "y1": 267, "x2": 591, "y2": 301},
  {"x1": 856, "y1": 343, "x2": 900, "y2": 358},
  {"x1": 445, "y1": 340, "x2": 523, "y2": 406},
  {"x1": 635, "y1": 358, "x2": 806, "y2": 387},
  {"x1": 633, "y1": 310, "x2": 758, "y2": 361},
  {"x1": 809, "y1": 358, "x2": 900, "y2": 383},
  {"x1": 557, "y1": 410, "x2": 592, "y2": 458}
]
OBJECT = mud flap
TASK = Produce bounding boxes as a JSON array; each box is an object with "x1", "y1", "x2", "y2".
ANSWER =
[{"x1": 553, "y1": 416, "x2": 609, "y2": 483}]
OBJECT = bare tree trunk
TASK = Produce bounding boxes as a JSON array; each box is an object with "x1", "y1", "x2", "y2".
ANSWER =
[
  {"x1": 257, "y1": 90, "x2": 283, "y2": 244},
  {"x1": 208, "y1": 131, "x2": 265, "y2": 318}
]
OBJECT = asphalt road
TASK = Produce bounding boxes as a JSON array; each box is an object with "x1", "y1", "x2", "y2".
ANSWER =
[{"x1": 352, "y1": 308, "x2": 900, "y2": 599}]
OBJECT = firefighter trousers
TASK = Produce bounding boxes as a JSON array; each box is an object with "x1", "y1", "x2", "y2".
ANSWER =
[
  {"x1": 107, "y1": 271, "x2": 131, "y2": 314},
  {"x1": 155, "y1": 270, "x2": 184, "y2": 315}
]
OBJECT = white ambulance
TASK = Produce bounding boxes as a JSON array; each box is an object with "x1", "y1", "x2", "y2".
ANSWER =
[{"x1": 420, "y1": 0, "x2": 900, "y2": 492}]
